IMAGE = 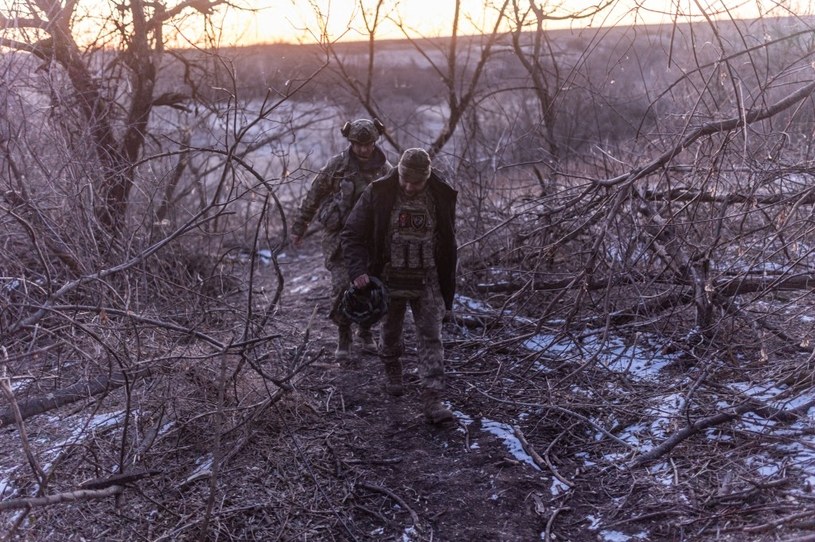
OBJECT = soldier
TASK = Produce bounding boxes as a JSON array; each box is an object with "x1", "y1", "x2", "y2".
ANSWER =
[
  {"x1": 341, "y1": 148, "x2": 457, "y2": 424},
  {"x1": 290, "y1": 119, "x2": 392, "y2": 361}
]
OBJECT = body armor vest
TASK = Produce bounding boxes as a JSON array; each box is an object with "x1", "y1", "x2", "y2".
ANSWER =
[{"x1": 385, "y1": 190, "x2": 436, "y2": 298}]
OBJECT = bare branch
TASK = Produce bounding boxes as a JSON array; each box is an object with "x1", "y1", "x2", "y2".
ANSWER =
[{"x1": 0, "y1": 485, "x2": 124, "y2": 511}]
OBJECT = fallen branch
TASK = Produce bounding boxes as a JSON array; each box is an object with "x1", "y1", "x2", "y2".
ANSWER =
[
  {"x1": 0, "y1": 485, "x2": 124, "y2": 511},
  {"x1": 543, "y1": 431, "x2": 575, "y2": 489},
  {"x1": 513, "y1": 425, "x2": 574, "y2": 489},
  {"x1": 627, "y1": 409, "x2": 742, "y2": 468},
  {"x1": 475, "y1": 274, "x2": 636, "y2": 293},
  {"x1": 79, "y1": 469, "x2": 161, "y2": 490},
  {"x1": 512, "y1": 425, "x2": 546, "y2": 470},
  {"x1": 780, "y1": 534, "x2": 815, "y2": 542},
  {"x1": 0, "y1": 365, "x2": 153, "y2": 430},
  {"x1": 627, "y1": 393, "x2": 814, "y2": 468},
  {"x1": 642, "y1": 186, "x2": 815, "y2": 206},
  {"x1": 607, "y1": 290, "x2": 694, "y2": 325},
  {"x1": 357, "y1": 481, "x2": 421, "y2": 530}
]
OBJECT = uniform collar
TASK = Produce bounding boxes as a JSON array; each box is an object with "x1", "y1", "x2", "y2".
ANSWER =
[{"x1": 346, "y1": 145, "x2": 387, "y2": 171}]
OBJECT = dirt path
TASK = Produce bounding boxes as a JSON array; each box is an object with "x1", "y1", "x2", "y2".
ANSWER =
[{"x1": 270, "y1": 238, "x2": 564, "y2": 541}]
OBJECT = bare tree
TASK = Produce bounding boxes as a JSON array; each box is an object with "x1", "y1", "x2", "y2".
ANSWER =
[
  {"x1": 314, "y1": 0, "x2": 511, "y2": 158},
  {"x1": 0, "y1": 0, "x2": 234, "y2": 241},
  {"x1": 508, "y1": 0, "x2": 614, "y2": 169}
]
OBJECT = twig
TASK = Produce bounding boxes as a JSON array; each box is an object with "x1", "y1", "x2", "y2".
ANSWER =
[
  {"x1": 602, "y1": 508, "x2": 684, "y2": 528},
  {"x1": 199, "y1": 348, "x2": 231, "y2": 539},
  {"x1": 513, "y1": 425, "x2": 576, "y2": 492},
  {"x1": 357, "y1": 481, "x2": 422, "y2": 530},
  {"x1": 473, "y1": 387, "x2": 635, "y2": 451},
  {"x1": 543, "y1": 431, "x2": 575, "y2": 489},
  {"x1": 544, "y1": 506, "x2": 570, "y2": 542},
  {"x1": 1, "y1": 508, "x2": 30, "y2": 542},
  {"x1": 744, "y1": 510, "x2": 815, "y2": 533},
  {"x1": 0, "y1": 375, "x2": 46, "y2": 491},
  {"x1": 131, "y1": 408, "x2": 167, "y2": 461}
]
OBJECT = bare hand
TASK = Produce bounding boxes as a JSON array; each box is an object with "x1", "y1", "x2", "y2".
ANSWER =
[{"x1": 352, "y1": 274, "x2": 370, "y2": 289}]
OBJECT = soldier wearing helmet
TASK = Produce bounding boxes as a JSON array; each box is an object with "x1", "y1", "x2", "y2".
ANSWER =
[
  {"x1": 290, "y1": 119, "x2": 392, "y2": 361},
  {"x1": 341, "y1": 148, "x2": 458, "y2": 424}
]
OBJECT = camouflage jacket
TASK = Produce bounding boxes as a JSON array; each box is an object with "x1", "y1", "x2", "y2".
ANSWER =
[{"x1": 291, "y1": 146, "x2": 391, "y2": 237}]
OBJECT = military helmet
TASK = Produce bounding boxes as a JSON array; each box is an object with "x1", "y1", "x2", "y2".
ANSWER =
[
  {"x1": 339, "y1": 276, "x2": 390, "y2": 327},
  {"x1": 341, "y1": 118, "x2": 385, "y2": 145}
]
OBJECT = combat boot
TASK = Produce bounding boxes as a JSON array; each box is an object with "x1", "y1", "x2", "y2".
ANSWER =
[
  {"x1": 335, "y1": 325, "x2": 352, "y2": 362},
  {"x1": 358, "y1": 327, "x2": 378, "y2": 354},
  {"x1": 382, "y1": 358, "x2": 404, "y2": 396},
  {"x1": 421, "y1": 389, "x2": 454, "y2": 424}
]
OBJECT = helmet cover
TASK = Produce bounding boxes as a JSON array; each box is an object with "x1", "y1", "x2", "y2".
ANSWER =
[
  {"x1": 341, "y1": 118, "x2": 385, "y2": 144},
  {"x1": 339, "y1": 276, "x2": 390, "y2": 327}
]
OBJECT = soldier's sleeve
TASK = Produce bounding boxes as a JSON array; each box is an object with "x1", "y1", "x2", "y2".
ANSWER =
[
  {"x1": 341, "y1": 185, "x2": 374, "y2": 282},
  {"x1": 291, "y1": 159, "x2": 340, "y2": 237},
  {"x1": 444, "y1": 187, "x2": 459, "y2": 310}
]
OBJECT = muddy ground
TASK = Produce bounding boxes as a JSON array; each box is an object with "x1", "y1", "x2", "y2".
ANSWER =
[{"x1": 2, "y1": 236, "x2": 815, "y2": 541}]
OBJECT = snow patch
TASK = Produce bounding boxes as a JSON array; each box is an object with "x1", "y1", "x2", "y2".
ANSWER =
[
  {"x1": 184, "y1": 454, "x2": 214, "y2": 485},
  {"x1": 0, "y1": 466, "x2": 17, "y2": 498},
  {"x1": 481, "y1": 419, "x2": 541, "y2": 471},
  {"x1": 454, "y1": 294, "x2": 493, "y2": 313},
  {"x1": 402, "y1": 525, "x2": 420, "y2": 541},
  {"x1": 523, "y1": 333, "x2": 678, "y2": 380},
  {"x1": 453, "y1": 411, "x2": 541, "y2": 471},
  {"x1": 600, "y1": 531, "x2": 632, "y2": 542},
  {"x1": 648, "y1": 462, "x2": 674, "y2": 486},
  {"x1": 55, "y1": 410, "x2": 127, "y2": 448},
  {"x1": 550, "y1": 478, "x2": 570, "y2": 496}
]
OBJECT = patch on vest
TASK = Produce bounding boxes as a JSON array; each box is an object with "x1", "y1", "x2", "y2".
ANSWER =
[{"x1": 398, "y1": 211, "x2": 428, "y2": 231}]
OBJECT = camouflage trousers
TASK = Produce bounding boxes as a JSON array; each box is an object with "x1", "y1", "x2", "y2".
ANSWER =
[
  {"x1": 380, "y1": 271, "x2": 446, "y2": 391},
  {"x1": 323, "y1": 231, "x2": 352, "y2": 327}
]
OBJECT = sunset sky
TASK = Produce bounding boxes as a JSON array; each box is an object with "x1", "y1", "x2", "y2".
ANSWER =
[
  {"x1": 216, "y1": 0, "x2": 803, "y2": 46},
  {"x1": 4, "y1": 0, "x2": 806, "y2": 49}
]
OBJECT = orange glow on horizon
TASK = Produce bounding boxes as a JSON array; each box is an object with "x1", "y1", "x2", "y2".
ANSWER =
[
  {"x1": 2, "y1": 0, "x2": 803, "y2": 50},
  {"x1": 220, "y1": 0, "x2": 792, "y2": 47}
]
